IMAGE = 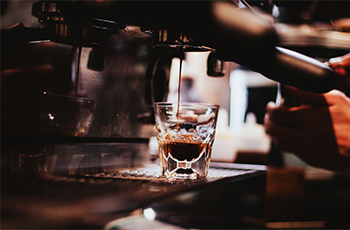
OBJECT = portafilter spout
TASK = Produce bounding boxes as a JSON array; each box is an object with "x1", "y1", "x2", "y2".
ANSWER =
[
  {"x1": 138, "y1": 1, "x2": 336, "y2": 93},
  {"x1": 141, "y1": 28, "x2": 215, "y2": 52}
]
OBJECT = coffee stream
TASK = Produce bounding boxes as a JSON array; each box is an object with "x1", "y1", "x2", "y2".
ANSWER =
[
  {"x1": 75, "y1": 46, "x2": 82, "y2": 98},
  {"x1": 175, "y1": 56, "x2": 184, "y2": 132},
  {"x1": 177, "y1": 57, "x2": 183, "y2": 105},
  {"x1": 172, "y1": 53, "x2": 205, "y2": 161}
]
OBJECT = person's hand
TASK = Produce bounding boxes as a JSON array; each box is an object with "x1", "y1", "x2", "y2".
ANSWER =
[
  {"x1": 264, "y1": 88, "x2": 350, "y2": 171},
  {"x1": 328, "y1": 53, "x2": 350, "y2": 93}
]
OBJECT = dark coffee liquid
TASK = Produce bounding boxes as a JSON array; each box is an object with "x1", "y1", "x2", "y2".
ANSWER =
[
  {"x1": 161, "y1": 134, "x2": 207, "y2": 161},
  {"x1": 163, "y1": 140, "x2": 207, "y2": 161}
]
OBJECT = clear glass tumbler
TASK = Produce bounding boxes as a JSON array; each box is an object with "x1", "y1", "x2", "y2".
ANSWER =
[
  {"x1": 38, "y1": 92, "x2": 96, "y2": 137},
  {"x1": 154, "y1": 102, "x2": 219, "y2": 180}
]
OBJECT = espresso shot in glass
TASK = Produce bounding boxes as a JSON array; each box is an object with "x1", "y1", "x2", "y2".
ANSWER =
[{"x1": 154, "y1": 102, "x2": 219, "y2": 180}]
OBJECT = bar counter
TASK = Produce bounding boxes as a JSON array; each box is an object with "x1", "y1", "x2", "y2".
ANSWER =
[{"x1": 1, "y1": 139, "x2": 350, "y2": 229}]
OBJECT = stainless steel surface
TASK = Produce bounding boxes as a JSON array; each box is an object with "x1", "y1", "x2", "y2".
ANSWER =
[
  {"x1": 1, "y1": 159, "x2": 267, "y2": 229},
  {"x1": 143, "y1": 28, "x2": 215, "y2": 52},
  {"x1": 207, "y1": 51, "x2": 225, "y2": 77},
  {"x1": 1, "y1": 27, "x2": 173, "y2": 138},
  {"x1": 31, "y1": 1, "x2": 122, "y2": 47}
]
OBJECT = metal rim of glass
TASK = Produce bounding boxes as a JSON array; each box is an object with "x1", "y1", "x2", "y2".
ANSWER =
[{"x1": 154, "y1": 102, "x2": 220, "y2": 110}]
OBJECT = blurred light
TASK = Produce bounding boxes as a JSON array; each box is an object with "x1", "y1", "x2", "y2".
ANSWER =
[
  {"x1": 48, "y1": 113, "x2": 54, "y2": 120},
  {"x1": 29, "y1": 40, "x2": 51, "y2": 44},
  {"x1": 143, "y1": 208, "x2": 156, "y2": 220},
  {"x1": 272, "y1": 5, "x2": 280, "y2": 18}
]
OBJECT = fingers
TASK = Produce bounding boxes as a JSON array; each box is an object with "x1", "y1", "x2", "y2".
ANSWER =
[
  {"x1": 270, "y1": 137, "x2": 297, "y2": 154},
  {"x1": 264, "y1": 110, "x2": 305, "y2": 144},
  {"x1": 265, "y1": 90, "x2": 344, "y2": 128},
  {"x1": 324, "y1": 90, "x2": 350, "y2": 106},
  {"x1": 264, "y1": 116, "x2": 302, "y2": 154},
  {"x1": 264, "y1": 88, "x2": 350, "y2": 171},
  {"x1": 329, "y1": 52, "x2": 350, "y2": 78},
  {"x1": 265, "y1": 101, "x2": 310, "y2": 127},
  {"x1": 265, "y1": 101, "x2": 333, "y2": 137},
  {"x1": 264, "y1": 101, "x2": 328, "y2": 155},
  {"x1": 283, "y1": 88, "x2": 349, "y2": 108},
  {"x1": 265, "y1": 102, "x2": 291, "y2": 125},
  {"x1": 285, "y1": 87, "x2": 329, "y2": 106}
]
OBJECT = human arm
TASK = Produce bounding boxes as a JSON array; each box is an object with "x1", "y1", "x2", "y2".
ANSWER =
[{"x1": 264, "y1": 88, "x2": 350, "y2": 171}]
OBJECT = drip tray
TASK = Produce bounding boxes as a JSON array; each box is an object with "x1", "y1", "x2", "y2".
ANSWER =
[
  {"x1": 89, "y1": 162, "x2": 266, "y2": 183},
  {"x1": 65, "y1": 162, "x2": 267, "y2": 209},
  {"x1": 2, "y1": 162, "x2": 266, "y2": 229}
]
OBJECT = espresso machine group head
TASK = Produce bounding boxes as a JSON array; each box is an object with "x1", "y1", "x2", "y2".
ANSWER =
[{"x1": 30, "y1": 0, "x2": 336, "y2": 93}]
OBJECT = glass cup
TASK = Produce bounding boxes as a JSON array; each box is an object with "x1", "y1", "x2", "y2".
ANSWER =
[
  {"x1": 38, "y1": 92, "x2": 96, "y2": 137},
  {"x1": 154, "y1": 102, "x2": 219, "y2": 180}
]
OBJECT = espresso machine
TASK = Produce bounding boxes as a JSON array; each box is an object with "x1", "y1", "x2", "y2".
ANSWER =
[
  {"x1": 2, "y1": 0, "x2": 339, "y2": 135},
  {"x1": 1, "y1": 0, "x2": 338, "y2": 162},
  {"x1": 2, "y1": 1, "x2": 349, "y2": 229}
]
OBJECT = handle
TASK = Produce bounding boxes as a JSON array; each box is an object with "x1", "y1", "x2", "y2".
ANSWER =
[
  {"x1": 1, "y1": 23, "x2": 49, "y2": 51},
  {"x1": 265, "y1": 47, "x2": 336, "y2": 93},
  {"x1": 232, "y1": 47, "x2": 337, "y2": 94}
]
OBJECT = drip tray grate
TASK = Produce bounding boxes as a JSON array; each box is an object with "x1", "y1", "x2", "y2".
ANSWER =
[{"x1": 80, "y1": 162, "x2": 267, "y2": 184}]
